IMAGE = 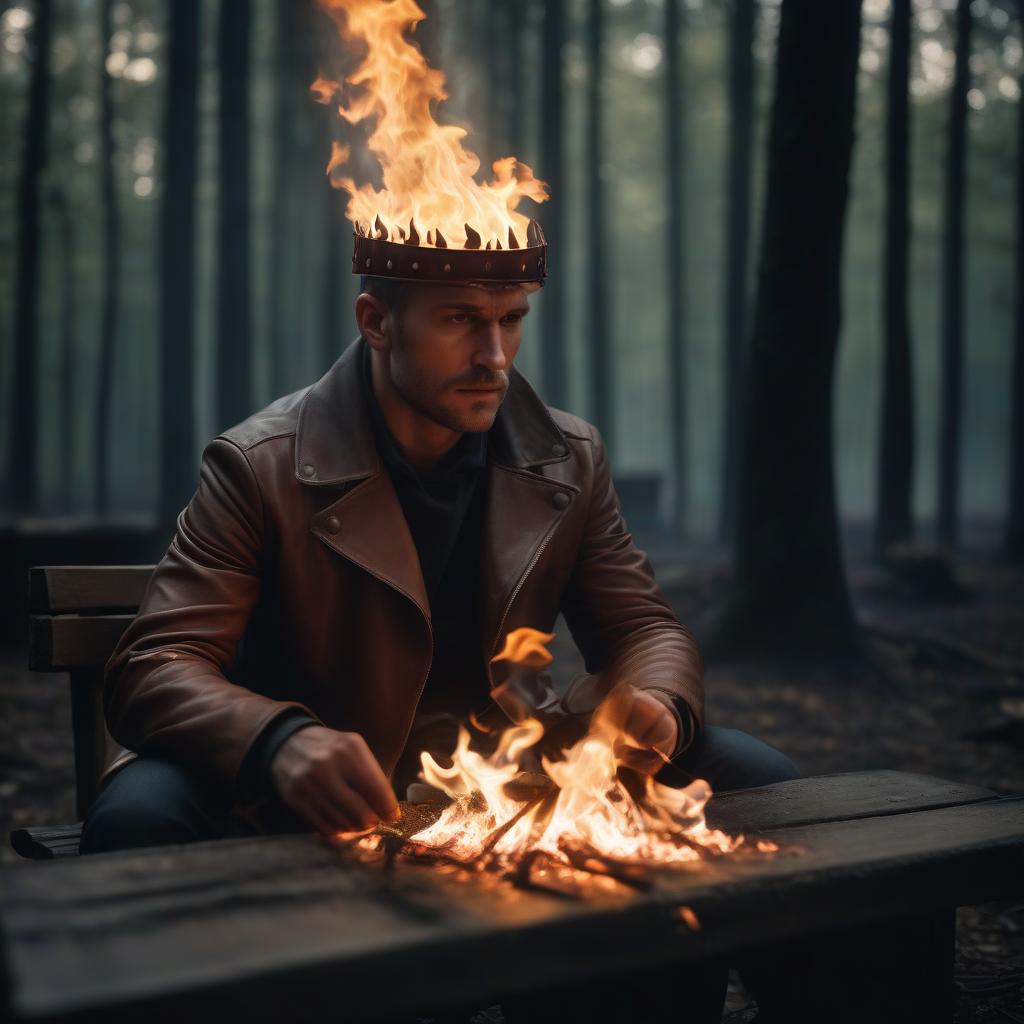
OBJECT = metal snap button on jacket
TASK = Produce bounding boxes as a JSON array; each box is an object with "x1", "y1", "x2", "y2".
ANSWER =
[
  {"x1": 551, "y1": 491, "x2": 571, "y2": 510},
  {"x1": 551, "y1": 443, "x2": 567, "y2": 457},
  {"x1": 325, "y1": 516, "x2": 341, "y2": 534},
  {"x1": 302, "y1": 464, "x2": 316, "y2": 477}
]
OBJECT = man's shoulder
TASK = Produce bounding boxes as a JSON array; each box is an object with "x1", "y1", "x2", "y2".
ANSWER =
[
  {"x1": 218, "y1": 385, "x2": 312, "y2": 454},
  {"x1": 544, "y1": 406, "x2": 599, "y2": 446}
]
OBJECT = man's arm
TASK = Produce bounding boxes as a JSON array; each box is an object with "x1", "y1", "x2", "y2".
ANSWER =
[
  {"x1": 104, "y1": 437, "x2": 324, "y2": 795},
  {"x1": 560, "y1": 426, "x2": 705, "y2": 763}
]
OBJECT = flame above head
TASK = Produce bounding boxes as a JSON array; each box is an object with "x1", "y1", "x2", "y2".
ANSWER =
[{"x1": 314, "y1": 0, "x2": 549, "y2": 251}]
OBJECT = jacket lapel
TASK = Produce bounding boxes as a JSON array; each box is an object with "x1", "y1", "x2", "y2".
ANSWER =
[
  {"x1": 297, "y1": 340, "x2": 578, "y2": 642},
  {"x1": 298, "y1": 339, "x2": 430, "y2": 622},
  {"x1": 479, "y1": 370, "x2": 577, "y2": 665}
]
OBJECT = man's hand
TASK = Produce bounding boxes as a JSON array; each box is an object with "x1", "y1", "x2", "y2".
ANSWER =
[
  {"x1": 591, "y1": 685, "x2": 679, "y2": 775},
  {"x1": 269, "y1": 725, "x2": 399, "y2": 834}
]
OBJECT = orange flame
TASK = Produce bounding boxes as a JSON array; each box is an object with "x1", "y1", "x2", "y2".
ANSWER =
[
  {"x1": 491, "y1": 627, "x2": 556, "y2": 670},
  {"x1": 314, "y1": 0, "x2": 548, "y2": 250},
  {"x1": 412, "y1": 630, "x2": 776, "y2": 869}
]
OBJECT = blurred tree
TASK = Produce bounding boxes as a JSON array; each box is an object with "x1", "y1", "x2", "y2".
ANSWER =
[
  {"x1": 159, "y1": 0, "x2": 200, "y2": 528},
  {"x1": 95, "y1": 0, "x2": 120, "y2": 517},
  {"x1": 6, "y1": 0, "x2": 53, "y2": 515},
  {"x1": 937, "y1": 0, "x2": 972, "y2": 548},
  {"x1": 1007, "y1": 0, "x2": 1024, "y2": 562},
  {"x1": 216, "y1": 0, "x2": 253, "y2": 431},
  {"x1": 540, "y1": 0, "x2": 567, "y2": 409},
  {"x1": 313, "y1": 1, "x2": 353, "y2": 371},
  {"x1": 508, "y1": 1, "x2": 527, "y2": 157},
  {"x1": 49, "y1": 187, "x2": 75, "y2": 514},
  {"x1": 718, "y1": 0, "x2": 756, "y2": 544},
  {"x1": 874, "y1": 0, "x2": 914, "y2": 553},
  {"x1": 665, "y1": 0, "x2": 688, "y2": 533},
  {"x1": 586, "y1": 0, "x2": 612, "y2": 446},
  {"x1": 708, "y1": 0, "x2": 863, "y2": 661}
]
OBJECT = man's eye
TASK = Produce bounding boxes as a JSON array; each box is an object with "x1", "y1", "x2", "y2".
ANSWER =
[
  {"x1": 501, "y1": 314, "x2": 521, "y2": 325},
  {"x1": 448, "y1": 313, "x2": 469, "y2": 324}
]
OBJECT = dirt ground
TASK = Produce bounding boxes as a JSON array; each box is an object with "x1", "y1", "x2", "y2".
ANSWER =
[{"x1": 1, "y1": 550, "x2": 1022, "y2": 1021}]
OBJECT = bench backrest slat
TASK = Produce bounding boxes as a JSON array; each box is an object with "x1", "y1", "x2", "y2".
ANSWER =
[
  {"x1": 28, "y1": 565, "x2": 155, "y2": 819},
  {"x1": 29, "y1": 565, "x2": 155, "y2": 614},
  {"x1": 30, "y1": 614, "x2": 137, "y2": 672}
]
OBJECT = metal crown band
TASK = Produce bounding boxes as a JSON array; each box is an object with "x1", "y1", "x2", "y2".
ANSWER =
[{"x1": 351, "y1": 221, "x2": 548, "y2": 285}]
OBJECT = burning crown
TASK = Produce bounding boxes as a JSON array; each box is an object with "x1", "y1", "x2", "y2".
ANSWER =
[{"x1": 314, "y1": 0, "x2": 549, "y2": 287}]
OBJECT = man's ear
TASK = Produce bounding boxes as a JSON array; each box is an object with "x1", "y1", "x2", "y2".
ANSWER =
[{"x1": 355, "y1": 293, "x2": 394, "y2": 352}]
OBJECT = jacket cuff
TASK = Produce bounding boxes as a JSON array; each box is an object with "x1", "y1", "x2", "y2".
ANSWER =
[
  {"x1": 644, "y1": 689, "x2": 697, "y2": 760},
  {"x1": 239, "y1": 709, "x2": 319, "y2": 799}
]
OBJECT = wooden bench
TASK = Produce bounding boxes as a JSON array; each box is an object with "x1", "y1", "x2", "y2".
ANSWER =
[
  {"x1": 6, "y1": 565, "x2": 1024, "y2": 1022},
  {"x1": 18, "y1": 565, "x2": 154, "y2": 851},
  {"x1": 2, "y1": 771, "x2": 1022, "y2": 1023}
]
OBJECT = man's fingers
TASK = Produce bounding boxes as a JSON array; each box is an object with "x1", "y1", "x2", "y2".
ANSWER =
[
  {"x1": 340, "y1": 740, "x2": 400, "y2": 821},
  {"x1": 313, "y1": 770, "x2": 378, "y2": 830},
  {"x1": 295, "y1": 798, "x2": 343, "y2": 836}
]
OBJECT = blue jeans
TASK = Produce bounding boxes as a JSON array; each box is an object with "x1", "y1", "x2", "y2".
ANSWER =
[{"x1": 80, "y1": 725, "x2": 799, "y2": 854}]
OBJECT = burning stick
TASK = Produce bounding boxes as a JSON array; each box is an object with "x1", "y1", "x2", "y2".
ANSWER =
[{"x1": 556, "y1": 837, "x2": 653, "y2": 892}]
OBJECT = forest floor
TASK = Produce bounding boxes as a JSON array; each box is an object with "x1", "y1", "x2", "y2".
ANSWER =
[{"x1": 1, "y1": 547, "x2": 1022, "y2": 1022}]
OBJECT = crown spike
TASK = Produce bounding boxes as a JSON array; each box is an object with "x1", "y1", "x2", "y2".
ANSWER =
[
  {"x1": 374, "y1": 214, "x2": 387, "y2": 240},
  {"x1": 434, "y1": 228, "x2": 448, "y2": 248},
  {"x1": 464, "y1": 223, "x2": 482, "y2": 250},
  {"x1": 408, "y1": 219, "x2": 420, "y2": 246},
  {"x1": 508, "y1": 227, "x2": 520, "y2": 249}
]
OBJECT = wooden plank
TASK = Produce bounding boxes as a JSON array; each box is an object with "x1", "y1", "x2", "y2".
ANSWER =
[
  {"x1": 28, "y1": 565, "x2": 153, "y2": 614},
  {"x1": 29, "y1": 614, "x2": 133, "y2": 671},
  {"x1": 6, "y1": 771, "x2": 995, "y2": 862},
  {"x1": 2, "y1": 793, "x2": 1021, "y2": 1023},
  {"x1": 706, "y1": 769, "x2": 995, "y2": 832}
]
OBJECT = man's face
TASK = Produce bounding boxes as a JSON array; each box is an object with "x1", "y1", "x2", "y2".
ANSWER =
[{"x1": 382, "y1": 283, "x2": 531, "y2": 434}]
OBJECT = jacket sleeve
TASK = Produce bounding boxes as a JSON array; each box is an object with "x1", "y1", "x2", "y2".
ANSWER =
[
  {"x1": 559, "y1": 427, "x2": 705, "y2": 748},
  {"x1": 103, "y1": 437, "x2": 322, "y2": 795}
]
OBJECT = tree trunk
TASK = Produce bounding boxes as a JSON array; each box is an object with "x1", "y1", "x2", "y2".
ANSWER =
[
  {"x1": 504, "y1": 0, "x2": 525, "y2": 158},
  {"x1": 665, "y1": 0, "x2": 688, "y2": 534},
  {"x1": 709, "y1": 0, "x2": 864, "y2": 663},
  {"x1": 539, "y1": 0, "x2": 567, "y2": 409},
  {"x1": 875, "y1": 0, "x2": 914, "y2": 553},
  {"x1": 95, "y1": 0, "x2": 119, "y2": 518},
  {"x1": 216, "y1": 0, "x2": 253, "y2": 432},
  {"x1": 718, "y1": 0, "x2": 756, "y2": 544},
  {"x1": 936, "y1": 0, "x2": 971, "y2": 549},
  {"x1": 1007, "y1": 0, "x2": 1024, "y2": 562},
  {"x1": 159, "y1": 0, "x2": 200, "y2": 529},
  {"x1": 5, "y1": 0, "x2": 53, "y2": 515},
  {"x1": 586, "y1": 0, "x2": 612, "y2": 445},
  {"x1": 49, "y1": 187, "x2": 75, "y2": 514}
]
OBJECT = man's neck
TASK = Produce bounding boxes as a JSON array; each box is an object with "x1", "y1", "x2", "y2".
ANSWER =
[{"x1": 369, "y1": 350, "x2": 462, "y2": 472}]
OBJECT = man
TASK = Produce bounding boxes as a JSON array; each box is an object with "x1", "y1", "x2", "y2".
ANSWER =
[{"x1": 82, "y1": 275, "x2": 797, "y2": 850}]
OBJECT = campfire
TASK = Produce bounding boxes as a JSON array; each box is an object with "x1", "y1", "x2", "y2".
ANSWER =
[{"x1": 336, "y1": 630, "x2": 780, "y2": 900}]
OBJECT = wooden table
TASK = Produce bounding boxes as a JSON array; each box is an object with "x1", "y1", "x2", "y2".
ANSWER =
[{"x1": 2, "y1": 771, "x2": 1022, "y2": 1023}]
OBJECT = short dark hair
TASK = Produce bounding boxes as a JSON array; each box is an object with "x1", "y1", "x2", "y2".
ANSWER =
[{"x1": 360, "y1": 275, "x2": 414, "y2": 316}]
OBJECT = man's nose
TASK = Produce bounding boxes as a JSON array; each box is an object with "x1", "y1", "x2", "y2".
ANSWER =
[{"x1": 473, "y1": 321, "x2": 508, "y2": 372}]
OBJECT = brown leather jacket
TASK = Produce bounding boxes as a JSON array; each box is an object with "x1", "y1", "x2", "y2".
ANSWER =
[{"x1": 103, "y1": 339, "x2": 704, "y2": 797}]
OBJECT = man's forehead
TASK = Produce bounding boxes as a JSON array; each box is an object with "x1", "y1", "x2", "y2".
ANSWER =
[{"x1": 419, "y1": 283, "x2": 531, "y2": 309}]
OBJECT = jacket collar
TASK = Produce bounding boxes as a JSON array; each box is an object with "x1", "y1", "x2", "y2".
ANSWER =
[{"x1": 294, "y1": 337, "x2": 570, "y2": 486}]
